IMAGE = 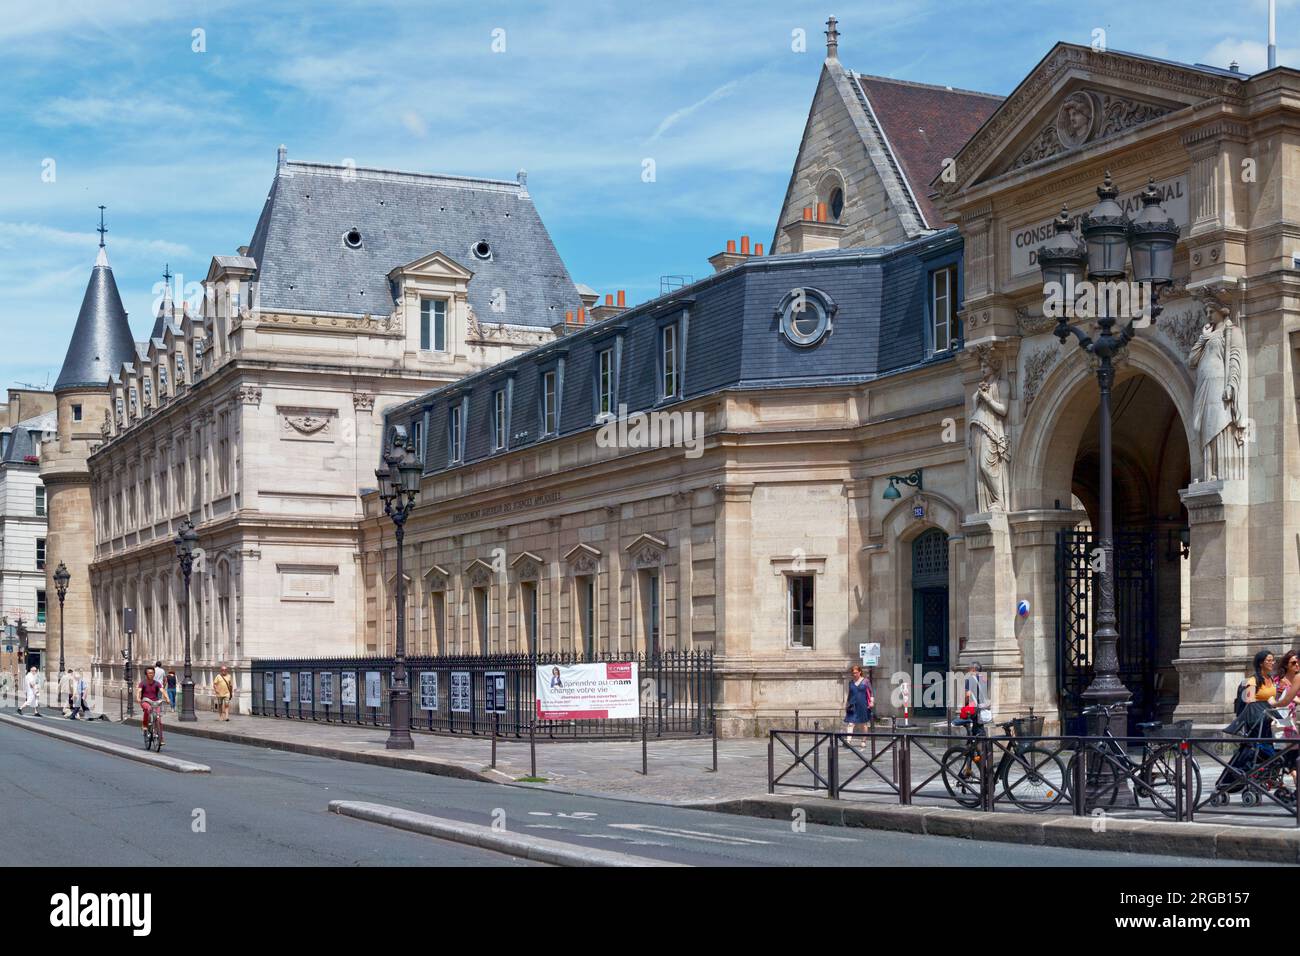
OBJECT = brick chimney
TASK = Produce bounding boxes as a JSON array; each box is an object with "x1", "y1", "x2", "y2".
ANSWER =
[
  {"x1": 709, "y1": 235, "x2": 762, "y2": 273},
  {"x1": 781, "y1": 204, "x2": 844, "y2": 253},
  {"x1": 549, "y1": 308, "x2": 587, "y2": 337},
  {"x1": 591, "y1": 290, "x2": 628, "y2": 322}
]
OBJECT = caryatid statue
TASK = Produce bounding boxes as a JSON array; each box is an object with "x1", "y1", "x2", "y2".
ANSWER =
[
  {"x1": 1189, "y1": 300, "x2": 1245, "y2": 481},
  {"x1": 969, "y1": 346, "x2": 1011, "y2": 512}
]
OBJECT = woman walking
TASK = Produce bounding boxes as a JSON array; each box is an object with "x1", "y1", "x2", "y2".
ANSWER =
[
  {"x1": 843, "y1": 664, "x2": 874, "y2": 747},
  {"x1": 166, "y1": 670, "x2": 177, "y2": 709}
]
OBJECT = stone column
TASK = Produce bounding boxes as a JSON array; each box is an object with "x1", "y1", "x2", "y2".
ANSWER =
[
  {"x1": 1175, "y1": 478, "x2": 1251, "y2": 726},
  {"x1": 960, "y1": 511, "x2": 1023, "y2": 717}
]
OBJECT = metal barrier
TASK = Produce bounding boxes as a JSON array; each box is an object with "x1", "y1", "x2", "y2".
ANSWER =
[
  {"x1": 250, "y1": 651, "x2": 713, "y2": 740},
  {"x1": 768, "y1": 728, "x2": 1300, "y2": 826}
]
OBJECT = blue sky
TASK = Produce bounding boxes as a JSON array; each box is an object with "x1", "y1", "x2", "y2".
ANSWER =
[{"x1": 0, "y1": 0, "x2": 1295, "y2": 390}]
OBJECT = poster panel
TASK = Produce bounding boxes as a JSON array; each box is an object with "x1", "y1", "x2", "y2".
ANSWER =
[
  {"x1": 319, "y1": 672, "x2": 335, "y2": 706},
  {"x1": 341, "y1": 672, "x2": 357, "y2": 707},
  {"x1": 419, "y1": 672, "x2": 438, "y2": 711},
  {"x1": 365, "y1": 671, "x2": 382, "y2": 708},
  {"x1": 450, "y1": 671, "x2": 471, "y2": 713},
  {"x1": 535, "y1": 662, "x2": 638, "y2": 720},
  {"x1": 298, "y1": 672, "x2": 313, "y2": 705},
  {"x1": 281, "y1": 671, "x2": 292, "y2": 703}
]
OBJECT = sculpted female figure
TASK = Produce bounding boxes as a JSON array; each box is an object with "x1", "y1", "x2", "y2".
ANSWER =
[
  {"x1": 969, "y1": 348, "x2": 1011, "y2": 512},
  {"x1": 1188, "y1": 301, "x2": 1245, "y2": 481}
]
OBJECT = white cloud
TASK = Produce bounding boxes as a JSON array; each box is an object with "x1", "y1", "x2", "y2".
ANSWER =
[
  {"x1": 1203, "y1": 37, "x2": 1300, "y2": 73},
  {"x1": 649, "y1": 79, "x2": 744, "y2": 142},
  {"x1": 0, "y1": 222, "x2": 190, "y2": 258}
]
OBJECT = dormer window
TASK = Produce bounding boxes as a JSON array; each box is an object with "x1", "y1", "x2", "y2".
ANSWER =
[
  {"x1": 448, "y1": 403, "x2": 463, "y2": 464},
  {"x1": 420, "y1": 299, "x2": 447, "y2": 352},
  {"x1": 159, "y1": 365, "x2": 168, "y2": 394},
  {"x1": 930, "y1": 264, "x2": 960, "y2": 353},
  {"x1": 343, "y1": 228, "x2": 363, "y2": 249},
  {"x1": 143, "y1": 377, "x2": 152, "y2": 406},
  {"x1": 472, "y1": 240, "x2": 492, "y2": 261}
]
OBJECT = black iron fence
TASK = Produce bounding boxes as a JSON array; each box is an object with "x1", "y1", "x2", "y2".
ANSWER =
[
  {"x1": 251, "y1": 651, "x2": 713, "y2": 740},
  {"x1": 769, "y1": 727, "x2": 1300, "y2": 826}
]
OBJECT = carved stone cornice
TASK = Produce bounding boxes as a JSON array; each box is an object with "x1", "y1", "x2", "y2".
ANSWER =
[
  {"x1": 1180, "y1": 120, "x2": 1250, "y2": 148},
  {"x1": 255, "y1": 311, "x2": 404, "y2": 336}
]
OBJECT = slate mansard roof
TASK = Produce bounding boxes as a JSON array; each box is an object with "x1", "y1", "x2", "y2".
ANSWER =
[
  {"x1": 245, "y1": 160, "x2": 581, "y2": 326},
  {"x1": 383, "y1": 228, "x2": 964, "y2": 477},
  {"x1": 54, "y1": 247, "x2": 138, "y2": 393},
  {"x1": 1, "y1": 410, "x2": 56, "y2": 464}
]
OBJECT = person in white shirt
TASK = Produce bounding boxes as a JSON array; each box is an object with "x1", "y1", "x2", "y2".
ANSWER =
[{"x1": 18, "y1": 666, "x2": 41, "y2": 717}]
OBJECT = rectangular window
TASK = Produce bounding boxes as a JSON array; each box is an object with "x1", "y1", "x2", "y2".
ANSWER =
[
  {"x1": 578, "y1": 575, "x2": 595, "y2": 658},
  {"x1": 493, "y1": 389, "x2": 507, "y2": 451},
  {"x1": 474, "y1": 587, "x2": 490, "y2": 654},
  {"x1": 522, "y1": 581, "x2": 538, "y2": 652},
  {"x1": 411, "y1": 421, "x2": 424, "y2": 463},
  {"x1": 35, "y1": 537, "x2": 45, "y2": 571},
  {"x1": 430, "y1": 590, "x2": 446, "y2": 655},
  {"x1": 72, "y1": 404, "x2": 82, "y2": 423},
  {"x1": 159, "y1": 366, "x2": 168, "y2": 394},
  {"x1": 35, "y1": 485, "x2": 44, "y2": 517},
  {"x1": 641, "y1": 569, "x2": 660, "y2": 656},
  {"x1": 176, "y1": 352, "x2": 185, "y2": 381},
  {"x1": 129, "y1": 387, "x2": 138, "y2": 416},
  {"x1": 36, "y1": 590, "x2": 46, "y2": 625},
  {"x1": 143, "y1": 377, "x2": 152, "y2": 406},
  {"x1": 931, "y1": 264, "x2": 959, "y2": 353},
  {"x1": 420, "y1": 299, "x2": 447, "y2": 352},
  {"x1": 788, "y1": 574, "x2": 815, "y2": 648},
  {"x1": 542, "y1": 370, "x2": 558, "y2": 435},
  {"x1": 448, "y1": 405, "x2": 462, "y2": 464},
  {"x1": 661, "y1": 323, "x2": 679, "y2": 399},
  {"x1": 598, "y1": 348, "x2": 614, "y2": 417}
]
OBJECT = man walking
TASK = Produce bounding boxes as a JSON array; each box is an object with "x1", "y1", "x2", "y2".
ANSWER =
[
  {"x1": 214, "y1": 665, "x2": 234, "y2": 721},
  {"x1": 18, "y1": 666, "x2": 41, "y2": 716}
]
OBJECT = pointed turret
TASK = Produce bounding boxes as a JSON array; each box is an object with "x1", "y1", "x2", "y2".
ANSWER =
[
  {"x1": 53, "y1": 245, "x2": 137, "y2": 393},
  {"x1": 150, "y1": 264, "x2": 174, "y2": 340}
]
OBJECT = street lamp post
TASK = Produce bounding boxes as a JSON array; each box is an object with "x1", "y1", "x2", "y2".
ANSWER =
[
  {"x1": 175, "y1": 518, "x2": 199, "y2": 722},
  {"x1": 374, "y1": 427, "x2": 422, "y2": 751},
  {"x1": 1037, "y1": 172, "x2": 1180, "y2": 713},
  {"x1": 53, "y1": 561, "x2": 70, "y2": 676}
]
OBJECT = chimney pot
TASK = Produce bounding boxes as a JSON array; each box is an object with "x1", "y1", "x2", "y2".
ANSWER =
[
  {"x1": 803, "y1": 207, "x2": 813, "y2": 221},
  {"x1": 755, "y1": 243, "x2": 764, "y2": 256},
  {"x1": 817, "y1": 202, "x2": 828, "y2": 222},
  {"x1": 565, "y1": 310, "x2": 573, "y2": 322},
  {"x1": 617, "y1": 290, "x2": 626, "y2": 307},
  {"x1": 726, "y1": 239, "x2": 736, "y2": 253},
  {"x1": 740, "y1": 235, "x2": 750, "y2": 255},
  {"x1": 577, "y1": 307, "x2": 585, "y2": 324},
  {"x1": 605, "y1": 294, "x2": 613, "y2": 305}
]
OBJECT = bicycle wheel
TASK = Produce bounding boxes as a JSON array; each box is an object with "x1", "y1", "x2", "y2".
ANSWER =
[
  {"x1": 152, "y1": 725, "x2": 163, "y2": 752},
  {"x1": 1138, "y1": 746, "x2": 1200, "y2": 817},
  {"x1": 941, "y1": 745, "x2": 984, "y2": 808},
  {"x1": 1065, "y1": 748, "x2": 1120, "y2": 809},
  {"x1": 1001, "y1": 746, "x2": 1068, "y2": 811}
]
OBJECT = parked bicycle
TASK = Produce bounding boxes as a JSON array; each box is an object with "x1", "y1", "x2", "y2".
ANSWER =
[
  {"x1": 940, "y1": 710, "x2": 1067, "y2": 811},
  {"x1": 1065, "y1": 701, "x2": 1200, "y2": 817}
]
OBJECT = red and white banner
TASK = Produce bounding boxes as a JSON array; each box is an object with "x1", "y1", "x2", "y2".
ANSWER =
[{"x1": 536, "y1": 661, "x2": 638, "y2": 720}]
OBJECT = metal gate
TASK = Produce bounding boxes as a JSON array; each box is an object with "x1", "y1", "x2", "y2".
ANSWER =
[{"x1": 1055, "y1": 529, "x2": 1158, "y2": 734}]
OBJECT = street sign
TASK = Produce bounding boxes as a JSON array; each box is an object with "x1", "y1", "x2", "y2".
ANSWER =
[
  {"x1": 859, "y1": 642, "x2": 880, "y2": 667},
  {"x1": 484, "y1": 671, "x2": 507, "y2": 714}
]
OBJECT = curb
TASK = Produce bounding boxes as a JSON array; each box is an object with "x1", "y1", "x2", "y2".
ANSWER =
[
  {"x1": 327, "y1": 800, "x2": 686, "y2": 867},
  {"x1": 0, "y1": 713, "x2": 211, "y2": 774},
  {"x1": 162, "y1": 721, "x2": 496, "y2": 783},
  {"x1": 697, "y1": 794, "x2": 1300, "y2": 863}
]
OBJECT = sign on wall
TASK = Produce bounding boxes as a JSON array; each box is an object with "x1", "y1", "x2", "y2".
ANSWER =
[
  {"x1": 535, "y1": 662, "x2": 639, "y2": 720},
  {"x1": 450, "y1": 671, "x2": 471, "y2": 713},
  {"x1": 1009, "y1": 174, "x2": 1189, "y2": 279},
  {"x1": 281, "y1": 671, "x2": 291, "y2": 703},
  {"x1": 419, "y1": 672, "x2": 439, "y2": 711},
  {"x1": 364, "y1": 671, "x2": 382, "y2": 708},
  {"x1": 859, "y1": 642, "x2": 881, "y2": 667}
]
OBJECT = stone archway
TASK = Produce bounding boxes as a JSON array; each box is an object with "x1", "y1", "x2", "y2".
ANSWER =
[{"x1": 1014, "y1": 340, "x2": 1195, "y2": 728}]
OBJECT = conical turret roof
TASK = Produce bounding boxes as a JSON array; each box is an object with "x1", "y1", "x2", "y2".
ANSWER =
[{"x1": 54, "y1": 246, "x2": 137, "y2": 393}]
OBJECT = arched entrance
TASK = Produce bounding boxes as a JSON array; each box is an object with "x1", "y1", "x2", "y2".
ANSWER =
[
  {"x1": 911, "y1": 528, "x2": 950, "y2": 717},
  {"x1": 1036, "y1": 367, "x2": 1193, "y2": 732}
]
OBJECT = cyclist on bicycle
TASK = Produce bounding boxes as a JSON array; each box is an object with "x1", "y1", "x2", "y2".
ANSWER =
[{"x1": 137, "y1": 666, "x2": 165, "y2": 744}]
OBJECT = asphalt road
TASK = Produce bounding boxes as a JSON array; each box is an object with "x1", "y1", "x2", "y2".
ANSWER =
[{"x1": 0, "y1": 715, "x2": 1246, "y2": 867}]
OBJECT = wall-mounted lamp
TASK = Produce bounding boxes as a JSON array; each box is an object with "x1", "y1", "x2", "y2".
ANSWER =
[
  {"x1": 1166, "y1": 526, "x2": 1190, "y2": 561},
  {"x1": 882, "y1": 468, "x2": 923, "y2": 500}
]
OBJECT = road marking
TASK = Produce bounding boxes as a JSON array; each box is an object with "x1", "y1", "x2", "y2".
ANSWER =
[{"x1": 608, "y1": 823, "x2": 772, "y2": 845}]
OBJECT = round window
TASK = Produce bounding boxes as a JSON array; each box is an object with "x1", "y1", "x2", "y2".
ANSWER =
[
  {"x1": 472, "y1": 240, "x2": 492, "y2": 260},
  {"x1": 829, "y1": 187, "x2": 844, "y2": 222},
  {"x1": 343, "y1": 228, "x2": 363, "y2": 249},
  {"x1": 779, "y1": 290, "x2": 833, "y2": 347}
]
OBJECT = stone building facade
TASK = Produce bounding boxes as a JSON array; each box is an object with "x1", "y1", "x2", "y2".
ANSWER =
[
  {"x1": 357, "y1": 28, "x2": 1300, "y2": 735},
  {"x1": 51, "y1": 153, "x2": 581, "y2": 711}
]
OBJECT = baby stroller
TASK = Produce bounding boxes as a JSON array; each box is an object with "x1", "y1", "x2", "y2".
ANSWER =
[{"x1": 1209, "y1": 701, "x2": 1296, "y2": 807}]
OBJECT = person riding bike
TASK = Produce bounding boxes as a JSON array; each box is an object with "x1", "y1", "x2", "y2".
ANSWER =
[{"x1": 137, "y1": 666, "x2": 166, "y2": 745}]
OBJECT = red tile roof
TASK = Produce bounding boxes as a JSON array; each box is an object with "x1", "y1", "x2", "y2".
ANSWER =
[{"x1": 856, "y1": 75, "x2": 1002, "y2": 227}]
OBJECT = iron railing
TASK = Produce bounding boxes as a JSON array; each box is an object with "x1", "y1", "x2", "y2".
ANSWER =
[
  {"x1": 250, "y1": 650, "x2": 713, "y2": 740},
  {"x1": 768, "y1": 727, "x2": 1300, "y2": 826}
]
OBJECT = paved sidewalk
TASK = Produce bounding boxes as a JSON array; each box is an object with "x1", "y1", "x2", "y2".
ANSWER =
[{"x1": 163, "y1": 711, "x2": 769, "y2": 804}]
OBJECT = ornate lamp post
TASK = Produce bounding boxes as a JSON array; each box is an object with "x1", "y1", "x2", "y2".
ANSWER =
[
  {"x1": 174, "y1": 518, "x2": 199, "y2": 722},
  {"x1": 1037, "y1": 172, "x2": 1179, "y2": 712},
  {"x1": 53, "y1": 561, "x2": 70, "y2": 676},
  {"x1": 374, "y1": 427, "x2": 421, "y2": 750}
]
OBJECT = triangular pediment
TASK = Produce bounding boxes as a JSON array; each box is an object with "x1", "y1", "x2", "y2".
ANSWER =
[
  {"x1": 938, "y1": 43, "x2": 1246, "y2": 195},
  {"x1": 388, "y1": 250, "x2": 473, "y2": 282}
]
